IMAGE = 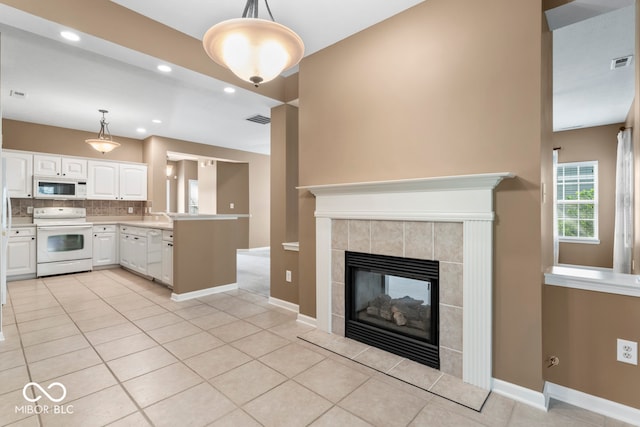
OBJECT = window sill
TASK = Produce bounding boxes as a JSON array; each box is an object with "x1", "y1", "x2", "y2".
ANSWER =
[
  {"x1": 558, "y1": 238, "x2": 600, "y2": 245},
  {"x1": 545, "y1": 265, "x2": 640, "y2": 298}
]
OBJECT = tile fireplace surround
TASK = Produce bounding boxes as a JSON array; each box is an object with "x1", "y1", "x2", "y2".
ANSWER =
[{"x1": 301, "y1": 173, "x2": 514, "y2": 391}]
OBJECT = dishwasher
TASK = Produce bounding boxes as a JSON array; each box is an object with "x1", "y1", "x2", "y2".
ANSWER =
[{"x1": 146, "y1": 229, "x2": 163, "y2": 281}]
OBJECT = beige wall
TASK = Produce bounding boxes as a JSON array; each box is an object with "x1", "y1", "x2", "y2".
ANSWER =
[
  {"x1": 173, "y1": 219, "x2": 240, "y2": 294},
  {"x1": 2, "y1": 119, "x2": 143, "y2": 162},
  {"x1": 198, "y1": 161, "x2": 217, "y2": 214},
  {"x1": 217, "y1": 161, "x2": 250, "y2": 249},
  {"x1": 554, "y1": 124, "x2": 620, "y2": 268},
  {"x1": 270, "y1": 104, "x2": 299, "y2": 304},
  {"x1": 143, "y1": 135, "x2": 269, "y2": 249},
  {"x1": 297, "y1": 0, "x2": 544, "y2": 391},
  {"x1": 175, "y1": 160, "x2": 197, "y2": 213},
  {"x1": 541, "y1": 1, "x2": 640, "y2": 410}
]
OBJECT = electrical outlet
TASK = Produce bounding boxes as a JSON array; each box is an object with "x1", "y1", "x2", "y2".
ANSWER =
[
  {"x1": 617, "y1": 339, "x2": 638, "y2": 365},
  {"x1": 229, "y1": 203, "x2": 234, "y2": 209},
  {"x1": 127, "y1": 207, "x2": 134, "y2": 214},
  {"x1": 285, "y1": 270, "x2": 292, "y2": 282},
  {"x1": 27, "y1": 206, "x2": 33, "y2": 214}
]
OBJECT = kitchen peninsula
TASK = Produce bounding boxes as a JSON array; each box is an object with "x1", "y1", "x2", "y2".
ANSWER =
[
  {"x1": 97, "y1": 213, "x2": 249, "y2": 300},
  {"x1": 9, "y1": 212, "x2": 248, "y2": 301}
]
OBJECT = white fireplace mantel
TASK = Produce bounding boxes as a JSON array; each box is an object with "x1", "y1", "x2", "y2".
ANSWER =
[{"x1": 301, "y1": 172, "x2": 515, "y2": 390}]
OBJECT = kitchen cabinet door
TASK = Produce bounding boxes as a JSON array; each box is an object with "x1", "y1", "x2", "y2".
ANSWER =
[
  {"x1": 34, "y1": 154, "x2": 62, "y2": 177},
  {"x1": 132, "y1": 236, "x2": 148, "y2": 274},
  {"x1": 93, "y1": 232, "x2": 117, "y2": 266},
  {"x1": 162, "y1": 241, "x2": 173, "y2": 286},
  {"x1": 3, "y1": 151, "x2": 33, "y2": 198},
  {"x1": 87, "y1": 161, "x2": 119, "y2": 200},
  {"x1": 7, "y1": 236, "x2": 36, "y2": 276},
  {"x1": 119, "y1": 164, "x2": 147, "y2": 201},
  {"x1": 61, "y1": 157, "x2": 88, "y2": 179},
  {"x1": 119, "y1": 233, "x2": 133, "y2": 269}
]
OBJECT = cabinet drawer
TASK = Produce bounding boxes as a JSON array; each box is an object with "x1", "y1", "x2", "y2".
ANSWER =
[
  {"x1": 120, "y1": 225, "x2": 146, "y2": 236},
  {"x1": 9, "y1": 227, "x2": 35, "y2": 238},
  {"x1": 93, "y1": 224, "x2": 116, "y2": 233},
  {"x1": 162, "y1": 230, "x2": 174, "y2": 242}
]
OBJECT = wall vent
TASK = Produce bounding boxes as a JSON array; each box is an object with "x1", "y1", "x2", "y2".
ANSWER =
[
  {"x1": 611, "y1": 55, "x2": 633, "y2": 70},
  {"x1": 9, "y1": 90, "x2": 27, "y2": 99},
  {"x1": 246, "y1": 114, "x2": 270, "y2": 125}
]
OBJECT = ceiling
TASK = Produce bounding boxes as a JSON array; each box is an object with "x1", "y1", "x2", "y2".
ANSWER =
[
  {"x1": 0, "y1": 0, "x2": 636, "y2": 155},
  {"x1": 548, "y1": 0, "x2": 636, "y2": 131},
  {"x1": 0, "y1": 0, "x2": 423, "y2": 155}
]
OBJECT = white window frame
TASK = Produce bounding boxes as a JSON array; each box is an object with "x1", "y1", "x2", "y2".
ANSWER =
[{"x1": 556, "y1": 160, "x2": 599, "y2": 244}]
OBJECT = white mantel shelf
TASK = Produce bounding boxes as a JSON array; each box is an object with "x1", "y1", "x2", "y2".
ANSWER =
[
  {"x1": 299, "y1": 172, "x2": 515, "y2": 196},
  {"x1": 308, "y1": 172, "x2": 516, "y2": 391}
]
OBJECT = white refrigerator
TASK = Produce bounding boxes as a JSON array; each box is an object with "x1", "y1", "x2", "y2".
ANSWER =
[
  {"x1": 0, "y1": 30, "x2": 6, "y2": 341},
  {"x1": 0, "y1": 154, "x2": 8, "y2": 342}
]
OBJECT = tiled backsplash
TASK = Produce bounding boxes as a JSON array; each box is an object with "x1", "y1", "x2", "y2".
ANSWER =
[
  {"x1": 11, "y1": 198, "x2": 145, "y2": 218},
  {"x1": 331, "y1": 219, "x2": 464, "y2": 379}
]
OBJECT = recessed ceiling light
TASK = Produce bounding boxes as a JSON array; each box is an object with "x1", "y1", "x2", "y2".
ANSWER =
[
  {"x1": 152, "y1": 119, "x2": 162, "y2": 124},
  {"x1": 60, "y1": 31, "x2": 80, "y2": 42},
  {"x1": 136, "y1": 127, "x2": 147, "y2": 133},
  {"x1": 157, "y1": 64, "x2": 172, "y2": 73},
  {"x1": 224, "y1": 87, "x2": 236, "y2": 94}
]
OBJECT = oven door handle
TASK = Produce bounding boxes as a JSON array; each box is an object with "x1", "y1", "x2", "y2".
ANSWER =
[{"x1": 37, "y1": 225, "x2": 93, "y2": 231}]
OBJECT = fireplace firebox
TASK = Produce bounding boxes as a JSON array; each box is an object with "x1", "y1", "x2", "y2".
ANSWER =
[{"x1": 345, "y1": 251, "x2": 439, "y2": 369}]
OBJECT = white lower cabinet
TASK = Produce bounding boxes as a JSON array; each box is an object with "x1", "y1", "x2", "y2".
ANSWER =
[
  {"x1": 7, "y1": 227, "x2": 36, "y2": 277},
  {"x1": 162, "y1": 238, "x2": 173, "y2": 287},
  {"x1": 119, "y1": 226, "x2": 147, "y2": 275},
  {"x1": 93, "y1": 225, "x2": 118, "y2": 267}
]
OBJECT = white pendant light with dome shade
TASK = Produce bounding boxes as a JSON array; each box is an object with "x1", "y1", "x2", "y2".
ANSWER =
[
  {"x1": 85, "y1": 109, "x2": 121, "y2": 154},
  {"x1": 202, "y1": 0, "x2": 304, "y2": 87}
]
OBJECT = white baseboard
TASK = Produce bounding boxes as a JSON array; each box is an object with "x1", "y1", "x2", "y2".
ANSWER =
[
  {"x1": 545, "y1": 382, "x2": 640, "y2": 426},
  {"x1": 492, "y1": 378, "x2": 547, "y2": 411},
  {"x1": 297, "y1": 314, "x2": 317, "y2": 328},
  {"x1": 171, "y1": 283, "x2": 238, "y2": 302},
  {"x1": 268, "y1": 297, "x2": 299, "y2": 313}
]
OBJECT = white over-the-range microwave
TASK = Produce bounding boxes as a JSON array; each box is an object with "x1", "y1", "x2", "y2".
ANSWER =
[{"x1": 33, "y1": 176, "x2": 87, "y2": 199}]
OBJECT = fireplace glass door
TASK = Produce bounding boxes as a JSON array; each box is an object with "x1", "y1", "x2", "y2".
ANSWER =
[{"x1": 345, "y1": 251, "x2": 439, "y2": 368}]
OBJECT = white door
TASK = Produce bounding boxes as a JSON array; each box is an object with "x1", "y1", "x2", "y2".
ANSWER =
[
  {"x1": 7, "y1": 236, "x2": 36, "y2": 276},
  {"x1": 93, "y1": 233, "x2": 116, "y2": 266},
  {"x1": 119, "y1": 233, "x2": 132, "y2": 268},
  {"x1": 33, "y1": 154, "x2": 62, "y2": 177},
  {"x1": 133, "y1": 236, "x2": 147, "y2": 274},
  {"x1": 61, "y1": 157, "x2": 88, "y2": 179},
  {"x1": 4, "y1": 151, "x2": 33, "y2": 198},
  {"x1": 87, "y1": 161, "x2": 119, "y2": 200},
  {"x1": 119, "y1": 164, "x2": 147, "y2": 200},
  {"x1": 162, "y1": 241, "x2": 173, "y2": 286}
]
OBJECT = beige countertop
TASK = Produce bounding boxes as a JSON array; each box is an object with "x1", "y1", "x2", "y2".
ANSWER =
[{"x1": 93, "y1": 220, "x2": 173, "y2": 230}]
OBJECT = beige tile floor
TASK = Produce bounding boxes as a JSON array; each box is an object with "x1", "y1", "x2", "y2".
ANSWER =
[{"x1": 0, "y1": 268, "x2": 634, "y2": 427}]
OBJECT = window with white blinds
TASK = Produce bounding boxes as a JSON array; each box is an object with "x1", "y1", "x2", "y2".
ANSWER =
[{"x1": 556, "y1": 161, "x2": 598, "y2": 242}]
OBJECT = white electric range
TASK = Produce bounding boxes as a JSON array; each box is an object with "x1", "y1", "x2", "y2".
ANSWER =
[{"x1": 34, "y1": 207, "x2": 93, "y2": 277}]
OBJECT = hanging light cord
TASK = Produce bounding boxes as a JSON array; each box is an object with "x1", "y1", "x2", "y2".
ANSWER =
[
  {"x1": 97, "y1": 109, "x2": 112, "y2": 141},
  {"x1": 242, "y1": 0, "x2": 275, "y2": 21}
]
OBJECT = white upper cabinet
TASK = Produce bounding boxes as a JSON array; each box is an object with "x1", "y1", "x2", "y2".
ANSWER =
[
  {"x1": 3, "y1": 150, "x2": 33, "y2": 198},
  {"x1": 87, "y1": 160, "x2": 147, "y2": 200},
  {"x1": 34, "y1": 154, "x2": 87, "y2": 179},
  {"x1": 33, "y1": 154, "x2": 60, "y2": 176},
  {"x1": 62, "y1": 158, "x2": 88, "y2": 179},
  {"x1": 87, "y1": 160, "x2": 119, "y2": 200},
  {"x1": 119, "y1": 164, "x2": 147, "y2": 201}
]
